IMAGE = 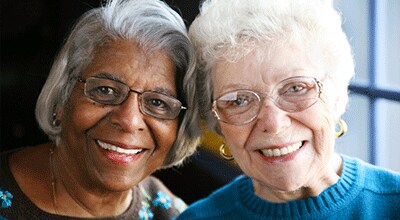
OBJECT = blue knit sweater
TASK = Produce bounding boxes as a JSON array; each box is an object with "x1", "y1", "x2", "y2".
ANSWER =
[{"x1": 177, "y1": 155, "x2": 400, "y2": 220}]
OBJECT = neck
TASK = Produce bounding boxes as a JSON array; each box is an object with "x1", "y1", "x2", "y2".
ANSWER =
[
  {"x1": 253, "y1": 154, "x2": 343, "y2": 203},
  {"x1": 49, "y1": 146, "x2": 58, "y2": 214},
  {"x1": 49, "y1": 145, "x2": 133, "y2": 217}
]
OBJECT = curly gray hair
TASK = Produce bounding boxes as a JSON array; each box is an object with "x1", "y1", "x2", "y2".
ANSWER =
[{"x1": 35, "y1": 0, "x2": 200, "y2": 168}]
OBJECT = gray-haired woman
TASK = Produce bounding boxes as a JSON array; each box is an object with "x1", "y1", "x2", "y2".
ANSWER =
[{"x1": 0, "y1": 0, "x2": 200, "y2": 218}]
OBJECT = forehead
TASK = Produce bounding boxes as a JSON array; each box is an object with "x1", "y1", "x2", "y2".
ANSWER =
[
  {"x1": 212, "y1": 42, "x2": 322, "y2": 94},
  {"x1": 82, "y1": 39, "x2": 177, "y2": 94}
]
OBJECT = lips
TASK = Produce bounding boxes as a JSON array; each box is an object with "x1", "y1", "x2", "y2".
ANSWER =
[
  {"x1": 259, "y1": 141, "x2": 303, "y2": 157},
  {"x1": 96, "y1": 140, "x2": 144, "y2": 155}
]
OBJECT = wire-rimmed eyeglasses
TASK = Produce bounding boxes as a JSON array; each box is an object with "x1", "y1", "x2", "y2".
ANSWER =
[
  {"x1": 212, "y1": 76, "x2": 323, "y2": 125},
  {"x1": 77, "y1": 77, "x2": 186, "y2": 120}
]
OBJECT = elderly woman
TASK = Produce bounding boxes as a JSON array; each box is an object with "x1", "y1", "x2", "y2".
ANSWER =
[
  {"x1": 0, "y1": 0, "x2": 200, "y2": 218},
  {"x1": 177, "y1": 0, "x2": 400, "y2": 219}
]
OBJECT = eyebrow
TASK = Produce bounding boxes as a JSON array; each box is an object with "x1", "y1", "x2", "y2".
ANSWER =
[
  {"x1": 218, "y1": 83, "x2": 256, "y2": 94},
  {"x1": 92, "y1": 72, "x2": 123, "y2": 82},
  {"x1": 152, "y1": 87, "x2": 177, "y2": 98},
  {"x1": 92, "y1": 72, "x2": 177, "y2": 97}
]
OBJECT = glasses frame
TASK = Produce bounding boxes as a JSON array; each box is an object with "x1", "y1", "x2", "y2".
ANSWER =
[
  {"x1": 212, "y1": 76, "x2": 323, "y2": 125},
  {"x1": 76, "y1": 77, "x2": 187, "y2": 120}
]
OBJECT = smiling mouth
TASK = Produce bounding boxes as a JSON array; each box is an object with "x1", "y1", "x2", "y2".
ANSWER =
[
  {"x1": 259, "y1": 141, "x2": 304, "y2": 157},
  {"x1": 96, "y1": 140, "x2": 144, "y2": 155}
]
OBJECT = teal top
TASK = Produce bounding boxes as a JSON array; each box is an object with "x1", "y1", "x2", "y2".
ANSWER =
[{"x1": 177, "y1": 155, "x2": 400, "y2": 219}]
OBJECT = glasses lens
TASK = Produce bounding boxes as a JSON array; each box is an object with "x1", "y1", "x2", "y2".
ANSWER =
[
  {"x1": 214, "y1": 90, "x2": 261, "y2": 125},
  {"x1": 141, "y1": 92, "x2": 183, "y2": 119},
  {"x1": 212, "y1": 77, "x2": 322, "y2": 125},
  {"x1": 275, "y1": 77, "x2": 320, "y2": 112},
  {"x1": 84, "y1": 78, "x2": 129, "y2": 105},
  {"x1": 82, "y1": 77, "x2": 184, "y2": 119}
]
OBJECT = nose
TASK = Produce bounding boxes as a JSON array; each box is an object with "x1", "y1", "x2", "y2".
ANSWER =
[
  {"x1": 255, "y1": 98, "x2": 291, "y2": 134},
  {"x1": 109, "y1": 93, "x2": 146, "y2": 132}
]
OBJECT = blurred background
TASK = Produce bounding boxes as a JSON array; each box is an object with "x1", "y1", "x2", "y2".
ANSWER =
[{"x1": 1, "y1": 0, "x2": 399, "y2": 204}]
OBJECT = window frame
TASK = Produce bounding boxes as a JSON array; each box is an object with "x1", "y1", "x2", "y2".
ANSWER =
[{"x1": 347, "y1": 0, "x2": 400, "y2": 165}]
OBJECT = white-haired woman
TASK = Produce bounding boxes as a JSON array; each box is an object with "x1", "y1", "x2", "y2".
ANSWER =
[
  {"x1": 0, "y1": 0, "x2": 200, "y2": 218},
  {"x1": 178, "y1": 0, "x2": 400, "y2": 219}
]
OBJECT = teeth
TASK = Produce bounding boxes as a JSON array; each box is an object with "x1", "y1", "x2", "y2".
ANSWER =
[
  {"x1": 97, "y1": 140, "x2": 143, "y2": 155},
  {"x1": 261, "y1": 142, "x2": 302, "y2": 157}
]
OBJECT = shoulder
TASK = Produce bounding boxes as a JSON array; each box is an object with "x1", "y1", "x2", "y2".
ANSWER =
[
  {"x1": 361, "y1": 161, "x2": 400, "y2": 194},
  {"x1": 139, "y1": 175, "x2": 184, "y2": 204},
  {"x1": 344, "y1": 155, "x2": 400, "y2": 194},
  {"x1": 1, "y1": 151, "x2": 17, "y2": 215},
  {"x1": 177, "y1": 175, "x2": 248, "y2": 220},
  {"x1": 138, "y1": 176, "x2": 187, "y2": 218},
  {"x1": 1, "y1": 144, "x2": 59, "y2": 218},
  {"x1": 340, "y1": 156, "x2": 400, "y2": 216}
]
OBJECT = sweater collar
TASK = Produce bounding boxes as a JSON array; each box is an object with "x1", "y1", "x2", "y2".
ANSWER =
[{"x1": 237, "y1": 156, "x2": 363, "y2": 218}]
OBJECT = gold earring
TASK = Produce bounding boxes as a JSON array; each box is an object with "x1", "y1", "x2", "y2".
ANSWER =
[
  {"x1": 335, "y1": 119, "x2": 348, "y2": 138},
  {"x1": 219, "y1": 144, "x2": 234, "y2": 161}
]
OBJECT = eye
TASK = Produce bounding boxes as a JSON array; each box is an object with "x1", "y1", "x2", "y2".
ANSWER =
[
  {"x1": 217, "y1": 91, "x2": 256, "y2": 108},
  {"x1": 232, "y1": 95, "x2": 251, "y2": 106},
  {"x1": 142, "y1": 93, "x2": 174, "y2": 114},
  {"x1": 288, "y1": 84, "x2": 305, "y2": 93},
  {"x1": 96, "y1": 86, "x2": 115, "y2": 95},
  {"x1": 87, "y1": 85, "x2": 122, "y2": 102},
  {"x1": 148, "y1": 98, "x2": 168, "y2": 108},
  {"x1": 281, "y1": 82, "x2": 312, "y2": 97},
  {"x1": 91, "y1": 86, "x2": 117, "y2": 96}
]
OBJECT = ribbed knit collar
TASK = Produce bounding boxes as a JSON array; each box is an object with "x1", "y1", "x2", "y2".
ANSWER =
[{"x1": 236, "y1": 156, "x2": 363, "y2": 219}]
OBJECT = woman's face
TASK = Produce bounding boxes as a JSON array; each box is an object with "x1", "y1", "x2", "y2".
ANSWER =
[
  {"x1": 213, "y1": 44, "x2": 340, "y2": 201},
  {"x1": 57, "y1": 40, "x2": 178, "y2": 192}
]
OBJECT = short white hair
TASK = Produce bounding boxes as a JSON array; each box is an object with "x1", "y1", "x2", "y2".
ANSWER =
[{"x1": 189, "y1": 0, "x2": 355, "y2": 132}]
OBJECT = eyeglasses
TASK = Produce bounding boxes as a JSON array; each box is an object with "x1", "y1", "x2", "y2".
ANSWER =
[
  {"x1": 212, "y1": 76, "x2": 323, "y2": 125},
  {"x1": 77, "y1": 77, "x2": 186, "y2": 120}
]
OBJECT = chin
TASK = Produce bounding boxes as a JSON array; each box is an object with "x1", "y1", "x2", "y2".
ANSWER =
[{"x1": 254, "y1": 174, "x2": 307, "y2": 193}]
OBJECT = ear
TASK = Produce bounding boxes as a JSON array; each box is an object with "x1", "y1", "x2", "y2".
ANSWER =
[
  {"x1": 52, "y1": 104, "x2": 63, "y2": 128},
  {"x1": 55, "y1": 104, "x2": 63, "y2": 120}
]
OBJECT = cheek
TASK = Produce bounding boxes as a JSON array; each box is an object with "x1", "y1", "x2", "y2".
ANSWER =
[
  {"x1": 220, "y1": 123, "x2": 252, "y2": 151},
  {"x1": 152, "y1": 120, "x2": 179, "y2": 153},
  {"x1": 219, "y1": 123, "x2": 256, "y2": 176},
  {"x1": 302, "y1": 102, "x2": 336, "y2": 153},
  {"x1": 301, "y1": 89, "x2": 337, "y2": 132},
  {"x1": 61, "y1": 92, "x2": 108, "y2": 141}
]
